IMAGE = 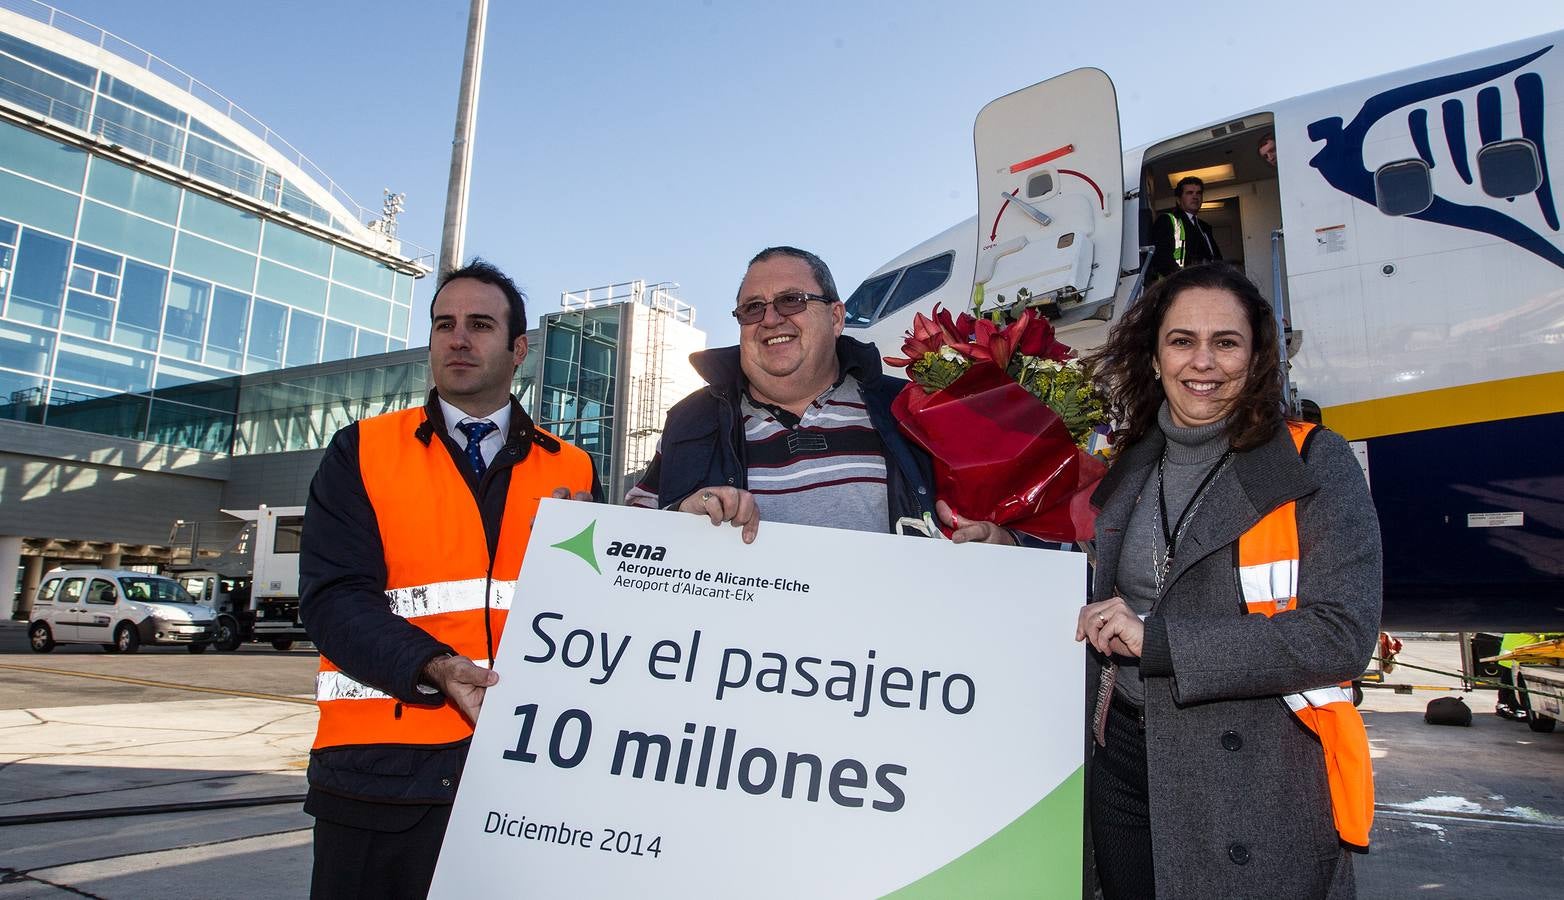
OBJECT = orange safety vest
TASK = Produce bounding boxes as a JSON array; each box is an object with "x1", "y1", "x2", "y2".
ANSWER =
[
  {"x1": 1237, "y1": 421, "x2": 1374, "y2": 849},
  {"x1": 311, "y1": 406, "x2": 594, "y2": 751}
]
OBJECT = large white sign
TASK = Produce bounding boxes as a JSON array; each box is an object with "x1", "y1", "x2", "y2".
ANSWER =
[{"x1": 430, "y1": 500, "x2": 1086, "y2": 898}]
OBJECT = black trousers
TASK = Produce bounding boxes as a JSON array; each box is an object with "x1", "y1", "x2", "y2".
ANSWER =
[
  {"x1": 310, "y1": 803, "x2": 453, "y2": 900},
  {"x1": 1498, "y1": 666, "x2": 1520, "y2": 709},
  {"x1": 1090, "y1": 698, "x2": 1156, "y2": 900}
]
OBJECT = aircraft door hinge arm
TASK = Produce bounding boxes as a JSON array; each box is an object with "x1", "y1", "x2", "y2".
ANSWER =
[{"x1": 1004, "y1": 190, "x2": 1053, "y2": 227}]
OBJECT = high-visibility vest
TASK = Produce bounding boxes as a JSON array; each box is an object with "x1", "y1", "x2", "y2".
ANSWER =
[
  {"x1": 1497, "y1": 632, "x2": 1546, "y2": 670},
  {"x1": 1165, "y1": 212, "x2": 1187, "y2": 268},
  {"x1": 311, "y1": 406, "x2": 594, "y2": 751},
  {"x1": 1236, "y1": 421, "x2": 1374, "y2": 850}
]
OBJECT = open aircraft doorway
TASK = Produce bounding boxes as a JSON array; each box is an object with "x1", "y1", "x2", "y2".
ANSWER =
[{"x1": 1138, "y1": 114, "x2": 1281, "y2": 307}]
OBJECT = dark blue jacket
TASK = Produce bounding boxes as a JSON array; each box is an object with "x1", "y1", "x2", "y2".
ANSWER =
[{"x1": 650, "y1": 335, "x2": 937, "y2": 532}]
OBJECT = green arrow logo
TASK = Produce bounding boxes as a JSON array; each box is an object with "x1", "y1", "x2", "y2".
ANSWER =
[{"x1": 551, "y1": 520, "x2": 600, "y2": 573}]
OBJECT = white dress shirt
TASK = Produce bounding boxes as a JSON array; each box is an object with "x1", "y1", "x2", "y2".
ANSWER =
[
  {"x1": 438, "y1": 397, "x2": 511, "y2": 470},
  {"x1": 1185, "y1": 211, "x2": 1215, "y2": 256}
]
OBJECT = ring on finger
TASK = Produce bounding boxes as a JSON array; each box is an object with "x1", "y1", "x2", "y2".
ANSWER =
[
  {"x1": 700, "y1": 491, "x2": 713, "y2": 502},
  {"x1": 1097, "y1": 612, "x2": 1106, "y2": 623}
]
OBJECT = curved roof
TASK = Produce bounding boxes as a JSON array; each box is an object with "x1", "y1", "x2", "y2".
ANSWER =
[{"x1": 0, "y1": 1, "x2": 425, "y2": 266}]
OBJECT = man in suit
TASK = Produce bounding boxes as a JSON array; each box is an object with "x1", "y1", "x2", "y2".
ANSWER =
[
  {"x1": 299, "y1": 260, "x2": 600, "y2": 899},
  {"x1": 1148, "y1": 176, "x2": 1221, "y2": 280}
]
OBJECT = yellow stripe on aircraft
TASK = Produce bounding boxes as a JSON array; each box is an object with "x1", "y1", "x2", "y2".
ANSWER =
[{"x1": 1322, "y1": 371, "x2": 1564, "y2": 441}]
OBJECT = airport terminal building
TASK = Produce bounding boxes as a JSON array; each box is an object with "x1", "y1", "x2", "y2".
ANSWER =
[{"x1": 0, "y1": 4, "x2": 706, "y2": 615}]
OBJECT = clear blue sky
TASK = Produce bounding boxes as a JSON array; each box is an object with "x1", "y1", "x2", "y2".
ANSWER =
[{"x1": 54, "y1": 1, "x2": 1564, "y2": 348}]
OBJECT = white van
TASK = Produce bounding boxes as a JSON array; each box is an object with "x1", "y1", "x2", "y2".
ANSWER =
[{"x1": 28, "y1": 568, "x2": 217, "y2": 653}]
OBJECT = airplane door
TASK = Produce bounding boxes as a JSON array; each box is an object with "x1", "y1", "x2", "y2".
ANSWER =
[{"x1": 973, "y1": 68, "x2": 1124, "y2": 323}]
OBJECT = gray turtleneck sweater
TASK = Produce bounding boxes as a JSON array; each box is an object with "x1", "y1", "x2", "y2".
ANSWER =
[{"x1": 1110, "y1": 403, "x2": 1230, "y2": 705}]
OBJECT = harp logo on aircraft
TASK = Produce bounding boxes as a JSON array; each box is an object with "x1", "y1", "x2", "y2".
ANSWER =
[{"x1": 1308, "y1": 44, "x2": 1562, "y2": 270}]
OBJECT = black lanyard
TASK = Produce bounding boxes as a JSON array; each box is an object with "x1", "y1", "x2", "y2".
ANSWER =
[{"x1": 1157, "y1": 448, "x2": 1234, "y2": 558}]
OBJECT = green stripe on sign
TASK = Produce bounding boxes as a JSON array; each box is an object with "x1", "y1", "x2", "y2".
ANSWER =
[{"x1": 880, "y1": 767, "x2": 1083, "y2": 899}]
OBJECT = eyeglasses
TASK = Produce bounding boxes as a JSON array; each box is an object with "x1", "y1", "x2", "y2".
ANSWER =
[{"x1": 731, "y1": 291, "x2": 833, "y2": 325}]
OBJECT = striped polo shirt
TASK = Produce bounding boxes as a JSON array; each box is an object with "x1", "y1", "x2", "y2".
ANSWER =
[{"x1": 741, "y1": 377, "x2": 890, "y2": 533}]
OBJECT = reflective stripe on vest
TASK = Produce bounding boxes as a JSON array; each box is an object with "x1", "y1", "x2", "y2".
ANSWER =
[
  {"x1": 1236, "y1": 421, "x2": 1374, "y2": 849},
  {"x1": 383, "y1": 578, "x2": 517, "y2": 620},
  {"x1": 311, "y1": 406, "x2": 593, "y2": 752},
  {"x1": 1284, "y1": 685, "x2": 1355, "y2": 711},
  {"x1": 317, "y1": 658, "x2": 494, "y2": 702},
  {"x1": 1166, "y1": 212, "x2": 1187, "y2": 267},
  {"x1": 311, "y1": 576, "x2": 515, "y2": 704},
  {"x1": 1238, "y1": 496, "x2": 1300, "y2": 616}
]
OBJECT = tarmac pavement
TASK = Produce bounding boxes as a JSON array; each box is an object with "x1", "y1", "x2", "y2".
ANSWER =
[
  {"x1": 1352, "y1": 638, "x2": 1564, "y2": 896},
  {"x1": 0, "y1": 622, "x2": 316, "y2": 898}
]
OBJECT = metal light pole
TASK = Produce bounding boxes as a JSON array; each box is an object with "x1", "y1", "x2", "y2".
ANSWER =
[{"x1": 437, "y1": 0, "x2": 490, "y2": 277}]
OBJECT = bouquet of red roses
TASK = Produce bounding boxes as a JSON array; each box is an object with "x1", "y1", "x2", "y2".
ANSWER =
[{"x1": 884, "y1": 304, "x2": 1109, "y2": 542}]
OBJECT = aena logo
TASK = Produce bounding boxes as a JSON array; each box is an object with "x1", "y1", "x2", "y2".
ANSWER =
[
  {"x1": 550, "y1": 520, "x2": 668, "y2": 574},
  {"x1": 606, "y1": 542, "x2": 666, "y2": 560}
]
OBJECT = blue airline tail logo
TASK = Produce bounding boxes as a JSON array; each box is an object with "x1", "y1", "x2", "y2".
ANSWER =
[{"x1": 1307, "y1": 45, "x2": 1563, "y2": 270}]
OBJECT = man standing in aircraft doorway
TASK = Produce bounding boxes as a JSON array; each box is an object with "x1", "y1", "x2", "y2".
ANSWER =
[{"x1": 1148, "y1": 175, "x2": 1222, "y2": 280}]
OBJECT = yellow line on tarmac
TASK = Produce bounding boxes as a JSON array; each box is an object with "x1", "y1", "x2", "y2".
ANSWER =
[{"x1": 0, "y1": 662, "x2": 314, "y2": 706}]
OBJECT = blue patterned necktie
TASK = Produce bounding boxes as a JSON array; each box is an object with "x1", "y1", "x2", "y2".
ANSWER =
[{"x1": 456, "y1": 420, "x2": 498, "y2": 477}]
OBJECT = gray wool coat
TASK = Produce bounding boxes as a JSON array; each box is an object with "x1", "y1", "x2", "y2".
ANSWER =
[{"x1": 1087, "y1": 423, "x2": 1382, "y2": 900}]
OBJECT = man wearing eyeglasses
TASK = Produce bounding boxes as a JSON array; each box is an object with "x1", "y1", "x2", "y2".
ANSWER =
[{"x1": 626, "y1": 246, "x2": 1013, "y2": 545}]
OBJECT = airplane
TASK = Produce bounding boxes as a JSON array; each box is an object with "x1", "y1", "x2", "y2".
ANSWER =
[{"x1": 846, "y1": 31, "x2": 1564, "y2": 632}]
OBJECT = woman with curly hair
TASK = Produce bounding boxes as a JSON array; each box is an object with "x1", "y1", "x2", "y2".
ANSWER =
[{"x1": 1078, "y1": 263, "x2": 1381, "y2": 899}]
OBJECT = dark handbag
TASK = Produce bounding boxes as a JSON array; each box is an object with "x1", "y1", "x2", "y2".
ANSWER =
[{"x1": 1424, "y1": 695, "x2": 1472, "y2": 726}]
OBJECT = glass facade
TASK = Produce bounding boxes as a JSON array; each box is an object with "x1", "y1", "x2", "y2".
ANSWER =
[
  {"x1": 0, "y1": 6, "x2": 672, "y2": 491},
  {"x1": 0, "y1": 302, "x2": 615, "y2": 458},
  {"x1": 234, "y1": 353, "x2": 429, "y2": 455},
  {"x1": 1, "y1": 24, "x2": 357, "y2": 234},
  {"x1": 536, "y1": 305, "x2": 624, "y2": 482},
  {"x1": 0, "y1": 16, "x2": 422, "y2": 447},
  {"x1": 0, "y1": 325, "x2": 546, "y2": 457},
  {"x1": 0, "y1": 285, "x2": 682, "y2": 534},
  {"x1": 232, "y1": 347, "x2": 540, "y2": 456}
]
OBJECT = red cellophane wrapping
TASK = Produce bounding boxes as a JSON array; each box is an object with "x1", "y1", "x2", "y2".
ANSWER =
[{"x1": 892, "y1": 359, "x2": 1105, "y2": 543}]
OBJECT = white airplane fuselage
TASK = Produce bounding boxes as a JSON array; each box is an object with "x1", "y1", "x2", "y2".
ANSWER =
[{"x1": 847, "y1": 33, "x2": 1564, "y2": 630}]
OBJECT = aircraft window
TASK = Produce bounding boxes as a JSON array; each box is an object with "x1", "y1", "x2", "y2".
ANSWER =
[
  {"x1": 879, "y1": 253, "x2": 955, "y2": 319},
  {"x1": 1026, "y1": 172, "x2": 1054, "y2": 198},
  {"x1": 1476, "y1": 139, "x2": 1542, "y2": 198},
  {"x1": 1374, "y1": 160, "x2": 1433, "y2": 216},
  {"x1": 843, "y1": 272, "x2": 898, "y2": 327}
]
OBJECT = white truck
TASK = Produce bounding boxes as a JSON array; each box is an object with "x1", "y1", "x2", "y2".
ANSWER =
[
  {"x1": 1518, "y1": 663, "x2": 1563, "y2": 733},
  {"x1": 1510, "y1": 637, "x2": 1564, "y2": 734},
  {"x1": 169, "y1": 506, "x2": 308, "y2": 651}
]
